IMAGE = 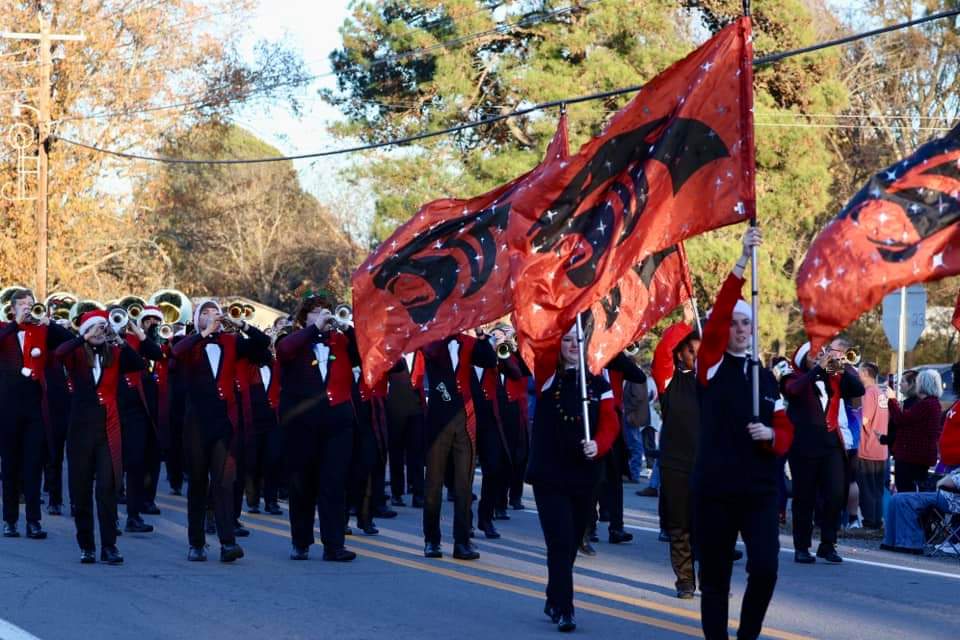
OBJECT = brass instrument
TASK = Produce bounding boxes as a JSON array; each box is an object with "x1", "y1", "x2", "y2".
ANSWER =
[
  {"x1": 157, "y1": 324, "x2": 175, "y2": 341},
  {"x1": 496, "y1": 337, "x2": 518, "y2": 360},
  {"x1": 623, "y1": 342, "x2": 641, "y2": 357},
  {"x1": 108, "y1": 307, "x2": 129, "y2": 333},
  {"x1": 29, "y1": 303, "x2": 46, "y2": 322},
  {"x1": 45, "y1": 292, "x2": 78, "y2": 320},
  {"x1": 333, "y1": 304, "x2": 353, "y2": 328},
  {"x1": 147, "y1": 289, "x2": 193, "y2": 325},
  {"x1": 68, "y1": 300, "x2": 107, "y2": 330},
  {"x1": 242, "y1": 303, "x2": 255, "y2": 320},
  {"x1": 226, "y1": 302, "x2": 246, "y2": 321},
  {"x1": 825, "y1": 346, "x2": 861, "y2": 373}
]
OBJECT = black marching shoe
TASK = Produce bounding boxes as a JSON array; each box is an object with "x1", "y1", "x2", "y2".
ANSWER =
[
  {"x1": 557, "y1": 613, "x2": 577, "y2": 633},
  {"x1": 220, "y1": 544, "x2": 244, "y2": 563},
  {"x1": 3, "y1": 522, "x2": 19, "y2": 538},
  {"x1": 374, "y1": 506, "x2": 398, "y2": 519},
  {"x1": 247, "y1": 504, "x2": 261, "y2": 514},
  {"x1": 47, "y1": 503, "x2": 63, "y2": 516},
  {"x1": 817, "y1": 545, "x2": 843, "y2": 564},
  {"x1": 141, "y1": 502, "x2": 161, "y2": 516},
  {"x1": 359, "y1": 522, "x2": 379, "y2": 536},
  {"x1": 26, "y1": 521, "x2": 47, "y2": 540},
  {"x1": 411, "y1": 496, "x2": 425, "y2": 509},
  {"x1": 100, "y1": 545, "x2": 123, "y2": 565},
  {"x1": 265, "y1": 501, "x2": 283, "y2": 515},
  {"x1": 544, "y1": 602, "x2": 561, "y2": 624},
  {"x1": 510, "y1": 501, "x2": 526, "y2": 511},
  {"x1": 479, "y1": 521, "x2": 501, "y2": 539},
  {"x1": 453, "y1": 542, "x2": 480, "y2": 561},
  {"x1": 608, "y1": 529, "x2": 633, "y2": 544},
  {"x1": 290, "y1": 545, "x2": 309, "y2": 561},
  {"x1": 80, "y1": 549, "x2": 96, "y2": 564},
  {"x1": 424, "y1": 542, "x2": 442, "y2": 558},
  {"x1": 322, "y1": 547, "x2": 357, "y2": 562},
  {"x1": 344, "y1": 525, "x2": 353, "y2": 536},
  {"x1": 579, "y1": 534, "x2": 596, "y2": 557},
  {"x1": 390, "y1": 496, "x2": 406, "y2": 507},
  {"x1": 493, "y1": 508, "x2": 510, "y2": 521},
  {"x1": 187, "y1": 546, "x2": 208, "y2": 562},
  {"x1": 234, "y1": 521, "x2": 250, "y2": 538},
  {"x1": 794, "y1": 549, "x2": 816, "y2": 564},
  {"x1": 125, "y1": 517, "x2": 154, "y2": 533}
]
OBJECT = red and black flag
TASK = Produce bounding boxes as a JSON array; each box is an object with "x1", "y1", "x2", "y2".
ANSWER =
[
  {"x1": 507, "y1": 18, "x2": 755, "y2": 382},
  {"x1": 582, "y1": 243, "x2": 693, "y2": 375},
  {"x1": 798, "y1": 124, "x2": 960, "y2": 349},
  {"x1": 352, "y1": 115, "x2": 569, "y2": 386}
]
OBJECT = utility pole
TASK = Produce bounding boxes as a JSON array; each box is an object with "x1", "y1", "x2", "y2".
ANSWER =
[{"x1": 1, "y1": 10, "x2": 84, "y2": 299}]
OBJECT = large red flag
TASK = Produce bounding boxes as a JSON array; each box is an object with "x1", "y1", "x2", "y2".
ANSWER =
[
  {"x1": 507, "y1": 18, "x2": 755, "y2": 381},
  {"x1": 352, "y1": 115, "x2": 569, "y2": 386},
  {"x1": 798, "y1": 124, "x2": 960, "y2": 349},
  {"x1": 582, "y1": 243, "x2": 694, "y2": 374}
]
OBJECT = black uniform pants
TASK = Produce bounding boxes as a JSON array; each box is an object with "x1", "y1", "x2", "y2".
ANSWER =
[
  {"x1": 423, "y1": 411, "x2": 473, "y2": 545},
  {"x1": 348, "y1": 420, "x2": 380, "y2": 527},
  {"x1": 245, "y1": 429, "x2": 283, "y2": 507},
  {"x1": 598, "y1": 435, "x2": 626, "y2": 532},
  {"x1": 43, "y1": 406, "x2": 69, "y2": 508},
  {"x1": 660, "y1": 467, "x2": 694, "y2": 589},
  {"x1": 1, "y1": 407, "x2": 45, "y2": 525},
  {"x1": 389, "y1": 412, "x2": 424, "y2": 499},
  {"x1": 286, "y1": 414, "x2": 353, "y2": 552},
  {"x1": 68, "y1": 421, "x2": 118, "y2": 550},
  {"x1": 533, "y1": 484, "x2": 592, "y2": 616},
  {"x1": 165, "y1": 388, "x2": 186, "y2": 492},
  {"x1": 185, "y1": 421, "x2": 236, "y2": 548},
  {"x1": 477, "y1": 421, "x2": 509, "y2": 526},
  {"x1": 121, "y1": 403, "x2": 151, "y2": 520},
  {"x1": 790, "y1": 448, "x2": 844, "y2": 550},
  {"x1": 695, "y1": 491, "x2": 779, "y2": 640}
]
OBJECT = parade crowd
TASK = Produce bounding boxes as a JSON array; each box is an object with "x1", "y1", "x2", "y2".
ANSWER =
[{"x1": 2, "y1": 230, "x2": 959, "y2": 639}]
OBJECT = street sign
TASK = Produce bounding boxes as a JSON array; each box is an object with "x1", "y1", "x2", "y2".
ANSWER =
[{"x1": 882, "y1": 284, "x2": 927, "y2": 352}]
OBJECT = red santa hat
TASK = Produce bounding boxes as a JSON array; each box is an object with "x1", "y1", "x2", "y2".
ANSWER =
[
  {"x1": 705, "y1": 298, "x2": 753, "y2": 322},
  {"x1": 78, "y1": 309, "x2": 109, "y2": 336},
  {"x1": 138, "y1": 305, "x2": 164, "y2": 326}
]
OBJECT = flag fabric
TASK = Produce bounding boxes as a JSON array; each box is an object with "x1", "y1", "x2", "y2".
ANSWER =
[
  {"x1": 798, "y1": 124, "x2": 960, "y2": 349},
  {"x1": 582, "y1": 243, "x2": 694, "y2": 375},
  {"x1": 507, "y1": 18, "x2": 755, "y2": 382},
  {"x1": 352, "y1": 115, "x2": 569, "y2": 386}
]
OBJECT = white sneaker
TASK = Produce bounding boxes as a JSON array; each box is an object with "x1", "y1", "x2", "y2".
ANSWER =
[
  {"x1": 640, "y1": 469, "x2": 653, "y2": 479},
  {"x1": 847, "y1": 519, "x2": 862, "y2": 530}
]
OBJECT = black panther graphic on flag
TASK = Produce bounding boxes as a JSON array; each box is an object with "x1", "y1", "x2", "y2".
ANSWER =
[{"x1": 507, "y1": 18, "x2": 756, "y2": 382}]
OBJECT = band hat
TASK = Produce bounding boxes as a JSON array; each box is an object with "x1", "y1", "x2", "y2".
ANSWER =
[
  {"x1": 705, "y1": 299, "x2": 753, "y2": 322},
  {"x1": 793, "y1": 341, "x2": 812, "y2": 369},
  {"x1": 192, "y1": 298, "x2": 222, "y2": 329},
  {"x1": 78, "y1": 309, "x2": 109, "y2": 336}
]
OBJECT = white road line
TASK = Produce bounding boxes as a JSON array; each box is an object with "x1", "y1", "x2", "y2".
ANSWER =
[
  {"x1": 0, "y1": 618, "x2": 42, "y2": 640},
  {"x1": 514, "y1": 506, "x2": 960, "y2": 581}
]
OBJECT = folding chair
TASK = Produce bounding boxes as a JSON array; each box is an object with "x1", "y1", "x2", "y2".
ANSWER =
[{"x1": 924, "y1": 504, "x2": 960, "y2": 560}]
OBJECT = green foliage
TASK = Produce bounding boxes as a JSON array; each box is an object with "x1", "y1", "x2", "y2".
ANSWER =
[{"x1": 323, "y1": 0, "x2": 875, "y2": 357}]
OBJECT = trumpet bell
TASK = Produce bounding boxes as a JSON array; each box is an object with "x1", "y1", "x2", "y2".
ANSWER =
[
  {"x1": 227, "y1": 302, "x2": 245, "y2": 320},
  {"x1": 623, "y1": 342, "x2": 641, "y2": 357},
  {"x1": 157, "y1": 324, "x2": 174, "y2": 340},
  {"x1": 108, "y1": 307, "x2": 129, "y2": 332},
  {"x1": 30, "y1": 303, "x2": 46, "y2": 321}
]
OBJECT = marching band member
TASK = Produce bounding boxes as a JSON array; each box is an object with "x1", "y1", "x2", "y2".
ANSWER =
[
  {"x1": 136, "y1": 306, "x2": 168, "y2": 515},
  {"x1": 417, "y1": 331, "x2": 502, "y2": 561},
  {"x1": 56, "y1": 309, "x2": 147, "y2": 564},
  {"x1": 43, "y1": 300, "x2": 75, "y2": 517},
  {"x1": 385, "y1": 353, "x2": 425, "y2": 508},
  {"x1": 117, "y1": 310, "x2": 164, "y2": 534},
  {"x1": 693, "y1": 228, "x2": 794, "y2": 640},
  {"x1": 348, "y1": 370, "x2": 389, "y2": 535},
  {"x1": 472, "y1": 342, "x2": 512, "y2": 540},
  {"x1": 239, "y1": 342, "x2": 283, "y2": 517},
  {"x1": 172, "y1": 299, "x2": 270, "y2": 563},
  {"x1": 526, "y1": 324, "x2": 620, "y2": 633},
  {"x1": 276, "y1": 291, "x2": 358, "y2": 562},
  {"x1": 0, "y1": 288, "x2": 73, "y2": 539}
]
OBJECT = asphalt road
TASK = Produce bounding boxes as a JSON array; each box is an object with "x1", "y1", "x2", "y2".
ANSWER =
[{"x1": 0, "y1": 475, "x2": 957, "y2": 640}]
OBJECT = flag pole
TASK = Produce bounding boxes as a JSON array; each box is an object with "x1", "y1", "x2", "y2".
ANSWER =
[
  {"x1": 742, "y1": 0, "x2": 761, "y2": 421},
  {"x1": 575, "y1": 312, "x2": 593, "y2": 444}
]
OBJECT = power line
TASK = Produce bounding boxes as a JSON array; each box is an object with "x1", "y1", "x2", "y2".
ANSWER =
[
  {"x1": 62, "y1": 0, "x2": 600, "y2": 123},
  {"x1": 53, "y1": 6, "x2": 960, "y2": 165}
]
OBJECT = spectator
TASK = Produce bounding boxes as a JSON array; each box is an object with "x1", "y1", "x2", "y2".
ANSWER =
[
  {"x1": 856, "y1": 362, "x2": 889, "y2": 529},
  {"x1": 622, "y1": 368, "x2": 651, "y2": 484},
  {"x1": 937, "y1": 362, "x2": 960, "y2": 474},
  {"x1": 881, "y1": 370, "x2": 918, "y2": 451},
  {"x1": 886, "y1": 369, "x2": 944, "y2": 493},
  {"x1": 881, "y1": 467, "x2": 960, "y2": 554}
]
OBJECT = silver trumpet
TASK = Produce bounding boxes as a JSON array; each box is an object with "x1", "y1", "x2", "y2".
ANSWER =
[
  {"x1": 333, "y1": 304, "x2": 353, "y2": 329},
  {"x1": 108, "y1": 307, "x2": 129, "y2": 333},
  {"x1": 496, "y1": 337, "x2": 518, "y2": 360},
  {"x1": 157, "y1": 324, "x2": 175, "y2": 341},
  {"x1": 623, "y1": 342, "x2": 641, "y2": 357}
]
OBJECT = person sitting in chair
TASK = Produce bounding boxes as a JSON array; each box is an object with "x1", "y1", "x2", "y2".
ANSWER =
[{"x1": 881, "y1": 468, "x2": 960, "y2": 554}]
